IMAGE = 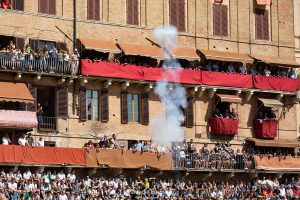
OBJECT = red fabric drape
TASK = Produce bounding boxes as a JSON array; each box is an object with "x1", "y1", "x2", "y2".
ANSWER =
[
  {"x1": 253, "y1": 119, "x2": 278, "y2": 139},
  {"x1": 256, "y1": 0, "x2": 272, "y2": 6},
  {"x1": 0, "y1": 145, "x2": 86, "y2": 165},
  {"x1": 209, "y1": 118, "x2": 239, "y2": 136},
  {"x1": 81, "y1": 60, "x2": 202, "y2": 84},
  {"x1": 202, "y1": 71, "x2": 252, "y2": 88},
  {"x1": 253, "y1": 76, "x2": 299, "y2": 92}
]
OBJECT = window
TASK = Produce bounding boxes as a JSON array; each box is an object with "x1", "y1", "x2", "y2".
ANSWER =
[
  {"x1": 39, "y1": 0, "x2": 56, "y2": 15},
  {"x1": 213, "y1": 4, "x2": 228, "y2": 37},
  {"x1": 87, "y1": 0, "x2": 100, "y2": 20},
  {"x1": 86, "y1": 90, "x2": 99, "y2": 121},
  {"x1": 169, "y1": 0, "x2": 186, "y2": 32},
  {"x1": 126, "y1": 0, "x2": 139, "y2": 25},
  {"x1": 121, "y1": 92, "x2": 149, "y2": 124},
  {"x1": 127, "y1": 94, "x2": 139, "y2": 122},
  {"x1": 255, "y1": 9, "x2": 269, "y2": 40},
  {"x1": 11, "y1": 0, "x2": 24, "y2": 11}
]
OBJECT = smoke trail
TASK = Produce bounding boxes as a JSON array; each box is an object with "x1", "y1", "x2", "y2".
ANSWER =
[{"x1": 149, "y1": 25, "x2": 187, "y2": 148}]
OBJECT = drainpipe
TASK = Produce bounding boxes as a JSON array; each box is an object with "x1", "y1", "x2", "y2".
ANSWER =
[{"x1": 73, "y1": 0, "x2": 77, "y2": 50}]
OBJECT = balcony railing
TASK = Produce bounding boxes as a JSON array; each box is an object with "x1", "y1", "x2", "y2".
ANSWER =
[
  {"x1": 37, "y1": 117, "x2": 57, "y2": 132},
  {"x1": 173, "y1": 153, "x2": 254, "y2": 171},
  {"x1": 0, "y1": 54, "x2": 79, "y2": 76}
]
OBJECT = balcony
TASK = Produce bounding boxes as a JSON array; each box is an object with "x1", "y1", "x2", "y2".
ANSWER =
[
  {"x1": 37, "y1": 117, "x2": 57, "y2": 132},
  {"x1": 208, "y1": 118, "x2": 239, "y2": 136},
  {"x1": 253, "y1": 119, "x2": 278, "y2": 139},
  {"x1": 0, "y1": 55, "x2": 78, "y2": 76}
]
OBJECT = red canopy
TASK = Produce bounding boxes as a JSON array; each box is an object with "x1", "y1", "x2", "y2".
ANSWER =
[{"x1": 253, "y1": 76, "x2": 299, "y2": 92}]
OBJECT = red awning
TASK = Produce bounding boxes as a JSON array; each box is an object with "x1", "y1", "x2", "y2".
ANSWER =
[
  {"x1": 0, "y1": 110, "x2": 37, "y2": 129},
  {"x1": 198, "y1": 49, "x2": 253, "y2": 63},
  {"x1": 256, "y1": 0, "x2": 272, "y2": 6},
  {"x1": 79, "y1": 38, "x2": 121, "y2": 53},
  {"x1": 0, "y1": 82, "x2": 34, "y2": 103}
]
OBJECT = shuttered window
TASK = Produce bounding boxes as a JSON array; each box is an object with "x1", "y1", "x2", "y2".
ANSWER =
[
  {"x1": 140, "y1": 93, "x2": 149, "y2": 125},
  {"x1": 11, "y1": 0, "x2": 24, "y2": 11},
  {"x1": 27, "y1": 84, "x2": 37, "y2": 112},
  {"x1": 86, "y1": 90, "x2": 99, "y2": 121},
  {"x1": 14, "y1": 38, "x2": 25, "y2": 50},
  {"x1": 87, "y1": 0, "x2": 100, "y2": 20},
  {"x1": 100, "y1": 89, "x2": 109, "y2": 122},
  {"x1": 185, "y1": 97, "x2": 194, "y2": 128},
  {"x1": 80, "y1": 88, "x2": 87, "y2": 121},
  {"x1": 169, "y1": 0, "x2": 186, "y2": 32},
  {"x1": 29, "y1": 39, "x2": 39, "y2": 52},
  {"x1": 255, "y1": 9, "x2": 269, "y2": 40},
  {"x1": 121, "y1": 91, "x2": 128, "y2": 124},
  {"x1": 213, "y1": 4, "x2": 228, "y2": 37},
  {"x1": 126, "y1": 0, "x2": 139, "y2": 25},
  {"x1": 127, "y1": 94, "x2": 139, "y2": 122},
  {"x1": 56, "y1": 87, "x2": 68, "y2": 118},
  {"x1": 39, "y1": 0, "x2": 56, "y2": 15}
]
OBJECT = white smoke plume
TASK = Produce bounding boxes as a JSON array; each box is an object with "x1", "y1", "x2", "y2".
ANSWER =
[{"x1": 149, "y1": 25, "x2": 187, "y2": 148}]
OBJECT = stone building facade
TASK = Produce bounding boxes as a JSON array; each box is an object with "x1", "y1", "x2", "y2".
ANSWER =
[{"x1": 0, "y1": 0, "x2": 298, "y2": 149}]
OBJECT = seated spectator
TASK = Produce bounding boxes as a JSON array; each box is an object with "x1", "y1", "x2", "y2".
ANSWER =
[
  {"x1": 213, "y1": 108, "x2": 223, "y2": 118},
  {"x1": 239, "y1": 64, "x2": 247, "y2": 74},
  {"x1": 212, "y1": 61, "x2": 220, "y2": 72},
  {"x1": 85, "y1": 140, "x2": 94, "y2": 151},
  {"x1": 267, "y1": 108, "x2": 277, "y2": 120},
  {"x1": 288, "y1": 68, "x2": 297, "y2": 79},
  {"x1": 229, "y1": 108, "x2": 239, "y2": 119},
  {"x1": 2, "y1": 133, "x2": 11, "y2": 145},
  {"x1": 1, "y1": 0, "x2": 12, "y2": 9},
  {"x1": 227, "y1": 62, "x2": 235, "y2": 73}
]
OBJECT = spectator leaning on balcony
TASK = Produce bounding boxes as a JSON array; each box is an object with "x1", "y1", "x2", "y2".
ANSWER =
[
  {"x1": 2, "y1": 133, "x2": 11, "y2": 145},
  {"x1": 49, "y1": 47, "x2": 58, "y2": 59},
  {"x1": 26, "y1": 133, "x2": 34, "y2": 146},
  {"x1": 288, "y1": 68, "x2": 297, "y2": 79},
  {"x1": 239, "y1": 63, "x2": 247, "y2": 74},
  {"x1": 227, "y1": 62, "x2": 235, "y2": 73},
  {"x1": 1, "y1": 0, "x2": 12, "y2": 9},
  {"x1": 18, "y1": 134, "x2": 28, "y2": 146},
  {"x1": 35, "y1": 136, "x2": 44, "y2": 147},
  {"x1": 212, "y1": 61, "x2": 219, "y2": 72},
  {"x1": 71, "y1": 48, "x2": 80, "y2": 75},
  {"x1": 267, "y1": 108, "x2": 277, "y2": 120},
  {"x1": 213, "y1": 108, "x2": 223, "y2": 118},
  {"x1": 230, "y1": 108, "x2": 239, "y2": 119},
  {"x1": 36, "y1": 103, "x2": 43, "y2": 124}
]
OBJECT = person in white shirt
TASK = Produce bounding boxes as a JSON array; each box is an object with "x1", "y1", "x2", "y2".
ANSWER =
[
  {"x1": 50, "y1": 170, "x2": 57, "y2": 180},
  {"x1": 2, "y1": 134, "x2": 11, "y2": 145},
  {"x1": 59, "y1": 190, "x2": 68, "y2": 200},
  {"x1": 35, "y1": 136, "x2": 44, "y2": 147},
  {"x1": 15, "y1": 170, "x2": 22, "y2": 182},
  {"x1": 67, "y1": 171, "x2": 76, "y2": 183},
  {"x1": 23, "y1": 169, "x2": 32, "y2": 180},
  {"x1": 57, "y1": 170, "x2": 66, "y2": 180},
  {"x1": 18, "y1": 134, "x2": 28, "y2": 146},
  {"x1": 8, "y1": 179, "x2": 17, "y2": 190}
]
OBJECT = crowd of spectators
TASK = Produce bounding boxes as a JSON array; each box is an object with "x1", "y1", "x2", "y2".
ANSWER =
[
  {"x1": 213, "y1": 108, "x2": 239, "y2": 119},
  {"x1": 1, "y1": 168, "x2": 300, "y2": 199},
  {"x1": 1, "y1": 133, "x2": 44, "y2": 147},
  {"x1": 0, "y1": 41, "x2": 80, "y2": 75}
]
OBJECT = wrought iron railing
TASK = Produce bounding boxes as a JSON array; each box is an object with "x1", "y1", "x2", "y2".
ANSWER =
[
  {"x1": 37, "y1": 117, "x2": 57, "y2": 132},
  {"x1": 173, "y1": 152, "x2": 254, "y2": 171},
  {"x1": 0, "y1": 54, "x2": 79, "y2": 75}
]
